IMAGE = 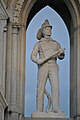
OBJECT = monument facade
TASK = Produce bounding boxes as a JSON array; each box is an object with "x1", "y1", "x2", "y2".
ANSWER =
[{"x1": 0, "y1": 0, "x2": 80, "y2": 120}]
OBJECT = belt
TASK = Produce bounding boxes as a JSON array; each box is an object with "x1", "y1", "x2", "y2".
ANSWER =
[{"x1": 47, "y1": 59, "x2": 56, "y2": 63}]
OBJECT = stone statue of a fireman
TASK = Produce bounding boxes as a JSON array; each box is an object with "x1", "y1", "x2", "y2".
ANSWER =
[{"x1": 31, "y1": 19, "x2": 65, "y2": 113}]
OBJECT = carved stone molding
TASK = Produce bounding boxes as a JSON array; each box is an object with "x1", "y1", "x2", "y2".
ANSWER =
[
  {"x1": 13, "y1": 0, "x2": 80, "y2": 25},
  {"x1": 13, "y1": 0, "x2": 25, "y2": 24}
]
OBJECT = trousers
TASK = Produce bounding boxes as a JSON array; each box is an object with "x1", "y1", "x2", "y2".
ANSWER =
[{"x1": 36, "y1": 61, "x2": 60, "y2": 112}]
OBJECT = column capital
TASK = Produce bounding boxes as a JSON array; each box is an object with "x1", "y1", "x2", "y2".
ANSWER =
[
  {"x1": 12, "y1": 23, "x2": 21, "y2": 28},
  {"x1": 12, "y1": 23, "x2": 21, "y2": 34}
]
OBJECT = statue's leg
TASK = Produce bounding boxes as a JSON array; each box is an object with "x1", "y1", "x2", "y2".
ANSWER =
[
  {"x1": 48, "y1": 63, "x2": 60, "y2": 112},
  {"x1": 36, "y1": 63, "x2": 48, "y2": 112}
]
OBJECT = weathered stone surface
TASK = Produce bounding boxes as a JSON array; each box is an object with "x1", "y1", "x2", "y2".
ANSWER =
[
  {"x1": 0, "y1": 0, "x2": 9, "y2": 19},
  {"x1": 0, "y1": 0, "x2": 9, "y2": 96},
  {"x1": 31, "y1": 19, "x2": 65, "y2": 113},
  {"x1": 25, "y1": 118, "x2": 73, "y2": 120},
  {"x1": 31, "y1": 112, "x2": 66, "y2": 118},
  {"x1": 0, "y1": 92, "x2": 8, "y2": 120}
]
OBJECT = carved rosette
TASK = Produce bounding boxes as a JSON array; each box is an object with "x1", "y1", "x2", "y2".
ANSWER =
[{"x1": 13, "y1": 0, "x2": 25, "y2": 24}]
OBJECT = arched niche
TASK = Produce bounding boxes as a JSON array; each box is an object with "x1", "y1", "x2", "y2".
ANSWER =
[
  {"x1": 25, "y1": 6, "x2": 70, "y2": 117},
  {"x1": 17, "y1": 0, "x2": 80, "y2": 119}
]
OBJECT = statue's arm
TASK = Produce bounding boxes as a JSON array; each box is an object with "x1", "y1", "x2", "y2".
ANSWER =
[
  {"x1": 31, "y1": 42, "x2": 46, "y2": 65},
  {"x1": 57, "y1": 43, "x2": 65, "y2": 60},
  {"x1": 30, "y1": 43, "x2": 39, "y2": 63}
]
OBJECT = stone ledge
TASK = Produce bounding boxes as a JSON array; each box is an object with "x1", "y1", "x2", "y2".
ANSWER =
[
  {"x1": 25, "y1": 117, "x2": 73, "y2": 120},
  {"x1": 31, "y1": 112, "x2": 66, "y2": 118}
]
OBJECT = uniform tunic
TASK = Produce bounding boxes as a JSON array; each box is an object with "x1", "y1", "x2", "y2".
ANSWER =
[{"x1": 31, "y1": 38, "x2": 64, "y2": 112}]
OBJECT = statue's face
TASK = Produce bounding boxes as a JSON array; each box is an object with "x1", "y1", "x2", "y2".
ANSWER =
[{"x1": 42, "y1": 26, "x2": 52, "y2": 36}]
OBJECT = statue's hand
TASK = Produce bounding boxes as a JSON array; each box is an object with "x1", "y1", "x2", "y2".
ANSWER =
[
  {"x1": 58, "y1": 48, "x2": 65, "y2": 60},
  {"x1": 58, "y1": 48, "x2": 65, "y2": 56},
  {"x1": 37, "y1": 58, "x2": 45, "y2": 65}
]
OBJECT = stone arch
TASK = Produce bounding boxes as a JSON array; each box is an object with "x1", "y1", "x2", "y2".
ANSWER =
[
  {"x1": 25, "y1": 6, "x2": 70, "y2": 117},
  {"x1": 12, "y1": 0, "x2": 80, "y2": 119}
]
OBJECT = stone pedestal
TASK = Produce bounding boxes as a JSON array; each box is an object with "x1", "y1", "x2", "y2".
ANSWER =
[
  {"x1": 31, "y1": 111, "x2": 66, "y2": 118},
  {"x1": 25, "y1": 118, "x2": 72, "y2": 120}
]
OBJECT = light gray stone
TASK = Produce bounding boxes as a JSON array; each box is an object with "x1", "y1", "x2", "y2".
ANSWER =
[
  {"x1": 0, "y1": 0, "x2": 9, "y2": 20},
  {"x1": 0, "y1": 92, "x2": 8, "y2": 120},
  {"x1": 31, "y1": 19, "x2": 65, "y2": 113},
  {"x1": 32, "y1": 111, "x2": 66, "y2": 118},
  {"x1": 0, "y1": 0, "x2": 9, "y2": 96},
  {"x1": 25, "y1": 118, "x2": 72, "y2": 120}
]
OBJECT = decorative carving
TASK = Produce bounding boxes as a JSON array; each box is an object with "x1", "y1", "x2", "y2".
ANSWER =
[
  {"x1": 13, "y1": 0, "x2": 80, "y2": 25},
  {"x1": 13, "y1": 0, "x2": 25, "y2": 24}
]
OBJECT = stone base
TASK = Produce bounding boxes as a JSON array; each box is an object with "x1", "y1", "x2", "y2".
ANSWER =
[
  {"x1": 25, "y1": 118, "x2": 72, "y2": 120},
  {"x1": 31, "y1": 111, "x2": 66, "y2": 118}
]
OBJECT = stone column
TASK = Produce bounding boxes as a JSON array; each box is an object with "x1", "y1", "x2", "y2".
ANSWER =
[
  {"x1": 70, "y1": 24, "x2": 77, "y2": 118},
  {"x1": 72, "y1": 25, "x2": 80, "y2": 119},
  {"x1": 9, "y1": 25, "x2": 19, "y2": 120},
  {"x1": 6, "y1": 21, "x2": 12, "y2": 113},
  {"x1": 76, "y1": 25, "x2": 80, "y2": 119},
  {"x1": 0, "y1": 19, "x2": 7, "y2": 96},
  {"x1": 0, "y1": 1, "x2": 9, "y2": 120},
  {"x1": 18, "y1": 25, "x2": 26, "y2": 120}
]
